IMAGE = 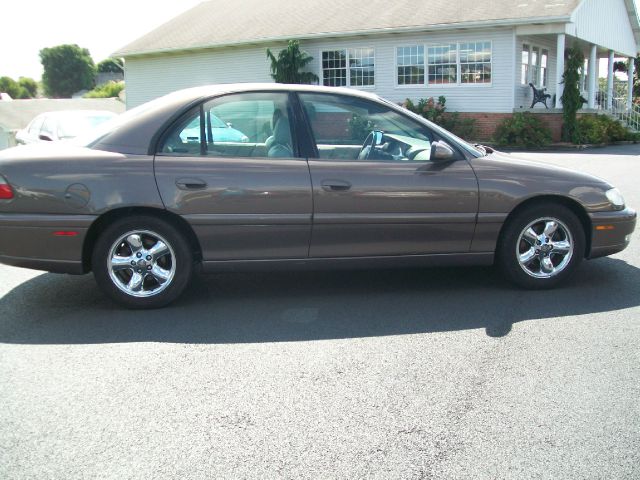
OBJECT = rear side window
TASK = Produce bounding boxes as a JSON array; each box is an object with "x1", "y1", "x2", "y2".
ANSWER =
[{"x1": 159, "y1": 92, "x2": 299, "y2": 159}]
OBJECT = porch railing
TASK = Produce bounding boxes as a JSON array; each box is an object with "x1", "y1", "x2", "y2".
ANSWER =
[{"x1": 596, "y1": 88, "x2": 640, "y2": 132}]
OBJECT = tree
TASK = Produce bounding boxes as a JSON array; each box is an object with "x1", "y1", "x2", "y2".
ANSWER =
[
  {"x1": 561, "y1": 47, "x2": 585, "y2": 142},
  {"x1": 266, "y1": 40, "x2": 318, "y2": 84},
  {"x1": 18, "y1": 77, "x2": 38, "y2": 98},
  {"x1": 97, "y1": 57, "x2": 124, "y2": 73},
  {"x1": 0, "y1": 76, "x2": 21, "y2": 98},
  {"x1": 40, "y1": 44, "x2": 96, "y2": 98},
  {"x1": 0, "y1": 76, "x2": 38, "y2": 98}
]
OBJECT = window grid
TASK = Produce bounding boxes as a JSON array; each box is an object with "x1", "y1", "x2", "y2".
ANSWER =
[
  {"x1": 459, "y1": 41, "x2": 492, "y2": 84},
  {"x1": 322, "y1": 50, "x2": 347, "y2": 87},
  {"x1": 349, "y1": 48, "x2": 375, "y2": 86},
  {"x1": 397, "y1": 46, "x2": 425, "y2": 85},
  {"x1": 322, "y1": 49, "x2": 374, "y2": 87},
  {"x1": 427, "y1": 44, "x2": 458, "y2": 84}
]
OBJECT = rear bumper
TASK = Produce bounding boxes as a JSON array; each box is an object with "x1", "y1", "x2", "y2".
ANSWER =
[
  {"x1": 0, "y1": 214, "x2": 95, "y2": 274},
  {"x1": 588, "y1": 208, "x2": 636, "y2": 259}
]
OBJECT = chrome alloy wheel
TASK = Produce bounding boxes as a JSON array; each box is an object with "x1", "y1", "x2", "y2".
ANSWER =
[
  {"x1": 107, "y1": 230, "x2": 176, "y2": 298},
  {"x1": 516, "y1": 217, "x2": 574, "y2": 279}
]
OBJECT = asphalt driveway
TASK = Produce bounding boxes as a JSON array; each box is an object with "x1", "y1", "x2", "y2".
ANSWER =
[{"x1": 1, "y1": 144, "x2": 639, "y2": 479}]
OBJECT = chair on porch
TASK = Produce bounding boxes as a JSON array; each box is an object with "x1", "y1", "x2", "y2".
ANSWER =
[{"x1": 528, "y1": 83, "x2": 552, "y2": 108}]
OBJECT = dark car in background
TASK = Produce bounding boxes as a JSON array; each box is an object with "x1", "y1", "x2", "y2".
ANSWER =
[{"x1": 0, "y1": 84, "x2": 635, "y2": 308}]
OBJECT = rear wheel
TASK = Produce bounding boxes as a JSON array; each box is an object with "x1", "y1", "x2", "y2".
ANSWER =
[
  {"x1": 92, "y1": 216, "x2": 193, "y2": 308},
  {"x1": 497, "y1": 203, "x2": 586, "y2": 289}
]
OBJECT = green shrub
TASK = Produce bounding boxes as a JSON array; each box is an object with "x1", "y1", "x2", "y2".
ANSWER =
[
  {"x1": 493, "y1": 112, "x2": 552, "y2": 148},
  {"x1": 402, "y1": 96, "x2": 477, "y2": 140},
  {"x1": 84, "y1": 81, "x2": 124, "y2": 98},
  {"x1": 574, "y1": 114, "x2": 637, "y2": 144}
]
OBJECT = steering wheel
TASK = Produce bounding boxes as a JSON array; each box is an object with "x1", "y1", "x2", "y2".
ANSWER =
[{"x1": 357, "y1": 131, "x2": 378, "y2": 160}]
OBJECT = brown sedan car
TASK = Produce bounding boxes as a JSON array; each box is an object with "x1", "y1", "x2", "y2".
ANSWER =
[{"x1": 0, "y1": 84, "x2": 635, "y2": 308}]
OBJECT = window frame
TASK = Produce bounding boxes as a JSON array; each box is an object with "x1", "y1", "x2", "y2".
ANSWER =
[
  {"x1": 294, "y1": 91, "x2": 468, "y2": 163},
  {"x1": 521, "y1": 42, "x2": 549, "y2": 87},
  {"x1": 155, "y1": 90, "x2": 304, "y2": 160},
  {"x1": 320, "y1": 48, "x2": 376, "y2": 89},
  {"x1": 394, "y1": 41, "x2": 493, "y2": 88},
  {"x1": 395, "y1": 45, "x2": 426, "y2": 87}
]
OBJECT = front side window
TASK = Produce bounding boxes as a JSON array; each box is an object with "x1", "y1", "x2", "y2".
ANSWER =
[
  {"x1": 160, "y1": 92, "x2": 297, "y2": 159},
  {"x1": 322, "y1": 48, "x2": 375, "y2": 87},
  {"x1": 299, "y1": 92, "x2": 433, "y2": 162},
  {"x1": 397, "y1": 46, "x2": 425, "y2": 85},
  {"x1": 460, "y1": 41, "x2": 491, "y2": 84},
  {"x1": 427, "y1": 44, "x2": 457, "y2": 84}
]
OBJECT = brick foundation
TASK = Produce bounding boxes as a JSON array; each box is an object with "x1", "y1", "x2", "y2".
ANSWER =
[
  {"x1": 315, "y1": 109, "x2": 583, "y2": 144},
  {"x1": 454, "y1": 111, "x2": 569, "y2": 142}
]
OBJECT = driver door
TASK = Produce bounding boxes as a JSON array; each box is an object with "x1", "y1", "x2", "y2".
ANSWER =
[{"x1": 297, "y1": 92, "x2": 478, "y2": 258}]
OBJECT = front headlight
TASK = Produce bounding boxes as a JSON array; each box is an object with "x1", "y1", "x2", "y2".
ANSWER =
[{"x1": 605, "y1": 188, "x2": 625, "y2": 209}]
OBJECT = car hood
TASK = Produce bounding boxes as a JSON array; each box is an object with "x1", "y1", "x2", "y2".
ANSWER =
[{"x1": 472, "y1": 150, "x2": 612, "y2": 188}]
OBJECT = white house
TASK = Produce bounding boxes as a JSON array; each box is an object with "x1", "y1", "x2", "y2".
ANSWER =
[{"x1": 114, "y1": 0, "x2": 640, "y2": 139}]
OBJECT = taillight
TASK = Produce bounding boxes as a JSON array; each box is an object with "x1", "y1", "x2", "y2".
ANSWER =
[{"x1": 0, "y1": 175, "x2": 14, "y2": 199}]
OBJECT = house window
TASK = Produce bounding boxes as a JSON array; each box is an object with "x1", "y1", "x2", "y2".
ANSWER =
[
  {"x1": 460, "y1": 41, "x2": 491, "y2": 83},
  {"x1": 541, "y1": 49, "x2": 549, "y2": 87},
  {"x1": 521, "y1": 44, "x2": 530, "y2": 84},
  {"x1": 322, "y1": 50, "x2": 347, "y2": 87},
  {"x1": 322, "y1": 48, "x2": 375, "y2": 87},
  {"x1": 397, "y1": 46, "x2": 425, "y2": 85},
  {"x1": 427, "y1": 44, "x2": 457, "y2": 84},
  {"x1": 531, "y1": 46, "x2": 540, "y2": 86}
]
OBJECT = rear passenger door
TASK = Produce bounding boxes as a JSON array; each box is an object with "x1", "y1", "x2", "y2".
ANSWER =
[{"x1": 154, "y1": 91, "x2": 313, "y2": 261}]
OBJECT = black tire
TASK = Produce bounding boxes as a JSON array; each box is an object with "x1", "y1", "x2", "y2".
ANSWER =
[
  {"x1": 497, "y1": 202, "x2": 586, "y2": 289},
  {"x1": 92, "y1": 215, "x2": 194, "y2": 308}
]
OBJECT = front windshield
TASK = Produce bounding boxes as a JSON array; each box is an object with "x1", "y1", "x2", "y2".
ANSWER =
[{"x1": 58, "y1": 114, "x2": 115, "y2": 139}]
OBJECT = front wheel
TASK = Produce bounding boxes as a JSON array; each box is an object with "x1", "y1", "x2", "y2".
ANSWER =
[
  {"x1": 497, "y1": 203, "x2": 586, "y2": 289},
  {"x1": 92, "y1": 216, "x2": 193, "y2": 308}
]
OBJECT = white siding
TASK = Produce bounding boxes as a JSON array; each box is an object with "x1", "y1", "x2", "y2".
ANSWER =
[
  {"x1": 125, "y1": 28, "x2": 516, "y2": 112},
  {"x1": 569, "y1": 0, "x2": 637, "y2": 57},
  {"x1": 125, "y1": 45, "x2": 281, "y2": 108},
  {"x1": 514, "y1": 36, "x2": 558, "y2": 110},
  {"x1": 302, "y1": 28, "x2": 515, "y2": 112}
]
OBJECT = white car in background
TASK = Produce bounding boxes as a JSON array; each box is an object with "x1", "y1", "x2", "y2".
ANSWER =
[{"x1": 15, "y1": 110, "x2": 118, "y2": 145}]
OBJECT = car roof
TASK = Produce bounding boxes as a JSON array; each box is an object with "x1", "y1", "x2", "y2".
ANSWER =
[
  {"x1": 162, "y1": 83, "x2": 383, "y2": 103},
  {"x1": 39, "y1": 110, "x2": 119, "y2": 119}
]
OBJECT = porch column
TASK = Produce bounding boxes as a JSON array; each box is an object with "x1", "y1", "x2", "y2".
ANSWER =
[
  {"x1": 628, "y1": 57, "x2": 635, "y2": 110},
  {"x1": 555, "y1": 33, "x2": 565, "y2": 108},
  {"x1": 606, "y1": 50, "x2": 614, "y2": 109},
  {"x1": 587, "y1": 44, "x2": 597, "y2": 109}
]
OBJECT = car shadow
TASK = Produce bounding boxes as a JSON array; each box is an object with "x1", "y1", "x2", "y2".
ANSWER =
[{"x1": 0, "y1": 257, "x2": 638, "y2": 345}]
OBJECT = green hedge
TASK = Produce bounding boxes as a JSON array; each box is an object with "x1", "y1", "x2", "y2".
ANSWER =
[
  {"x1": 574, "y1": 114, "x2": 638, "y2": 144},
  {"x1": 493, "y1": 112, "x2": 552, "y2": 148}
]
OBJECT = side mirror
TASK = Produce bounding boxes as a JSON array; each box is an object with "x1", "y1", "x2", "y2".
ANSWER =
[
  {"x1": 430, "y1": 140, "x2": 455, "y2": 161},
  {"x1": 372, "y1": 130, "x2": 384, "y2": 146},
  {"x1": 226, "y1": 122, "x2": 233, "y2": 128},
  {"x1": 39, "y1": 134, "x2": 53, "y2": 142}
]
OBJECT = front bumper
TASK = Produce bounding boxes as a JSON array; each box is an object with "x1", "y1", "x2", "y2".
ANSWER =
[
  {"x1": 0, "y1": 214, "x2": 95, "y2": 274},
  {"x1": 588, "y1": 207, "x2": 636, "y2": 259}
]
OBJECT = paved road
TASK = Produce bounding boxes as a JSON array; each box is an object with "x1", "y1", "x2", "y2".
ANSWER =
[{"x1": 1, "y1": 145, "x2": 639, "y2": 479}]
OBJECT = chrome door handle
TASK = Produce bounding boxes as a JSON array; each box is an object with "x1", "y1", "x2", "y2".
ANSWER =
[
  {"x1": 176, "y1": 178, "x2": 207, "y2": 190},
  {"x1": 321, "y1": 179, "x2": 352, "y2": 191}
]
